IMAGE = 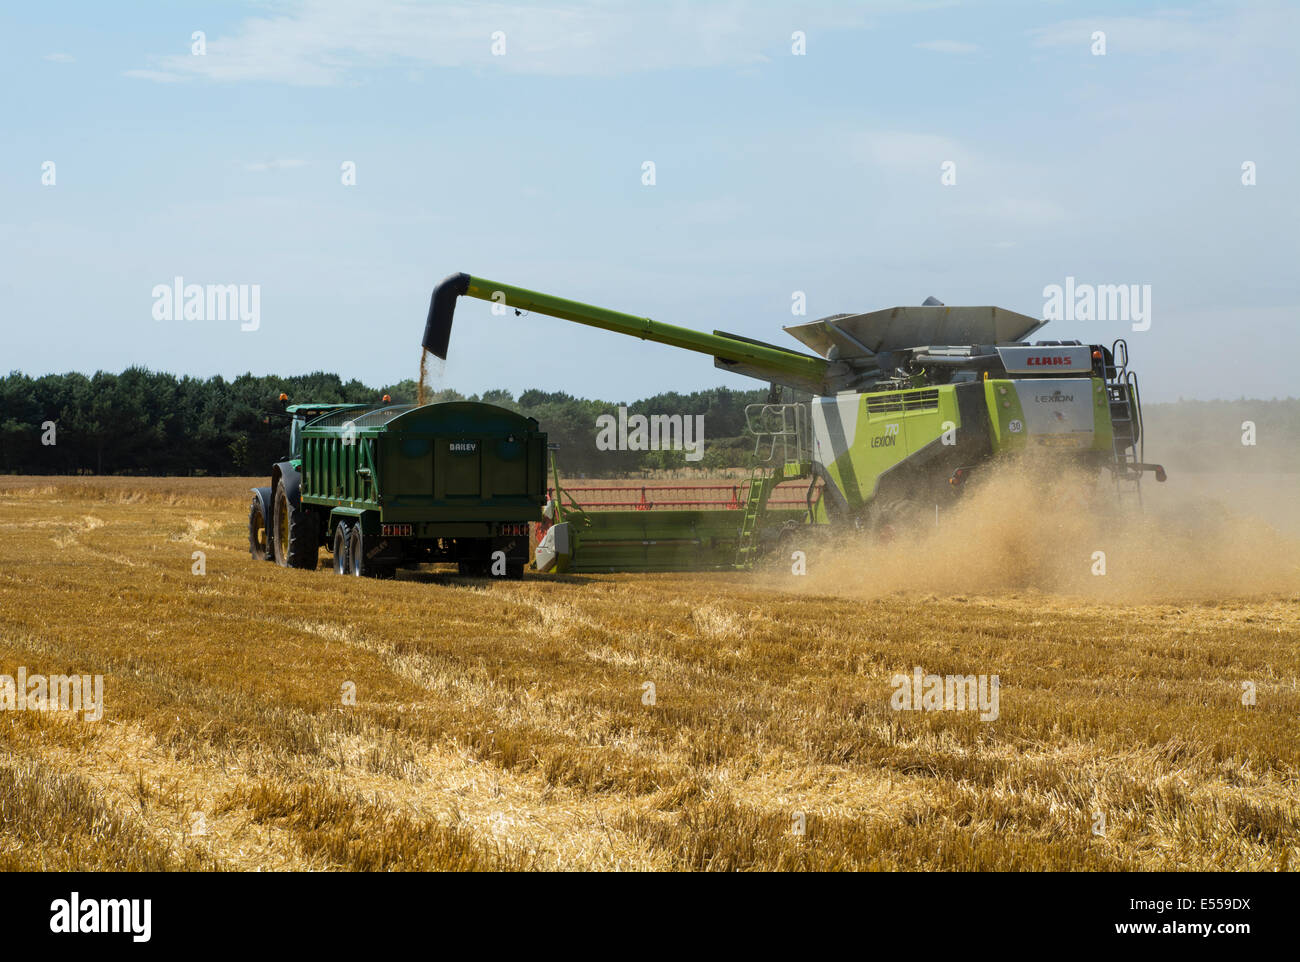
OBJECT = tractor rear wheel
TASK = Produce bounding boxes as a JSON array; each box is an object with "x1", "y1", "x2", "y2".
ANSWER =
[
  {"x1": 272, "y1": 480, "x2": 319, "y2": 569},
  {"x1": 248, "y1": 492, "x2": 273, "y2": 561}
]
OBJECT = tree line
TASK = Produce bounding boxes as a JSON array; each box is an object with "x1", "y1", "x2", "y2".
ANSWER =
[
  {"x1": 4, "y1": 369, "x2": 1295, "y2": 478},
  {"x1": 0, "y1": 369, "x2": 778, "y2": 477}
]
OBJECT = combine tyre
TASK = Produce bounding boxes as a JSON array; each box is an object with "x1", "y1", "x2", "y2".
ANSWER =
[{"x1": 874, "y1": 497, "x2": 926, "y2": 543}]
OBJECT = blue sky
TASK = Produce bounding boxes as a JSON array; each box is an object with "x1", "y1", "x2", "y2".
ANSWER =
[{"x1": 2, "y1": 0, "x2": 1296, "y2": 401}]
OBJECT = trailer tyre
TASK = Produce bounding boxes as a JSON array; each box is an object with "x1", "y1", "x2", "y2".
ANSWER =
[
  {"x1": 346, "y1": 524, "x2": 365, "y2": 577},
  {"x1": 332, "y1": 523, "x2": 350, "y2": 575},
  {"x1": 272, "y1": 480, "x2": 319, "y2": 569}
]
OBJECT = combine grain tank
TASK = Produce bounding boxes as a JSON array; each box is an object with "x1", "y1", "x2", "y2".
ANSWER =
[{"x1": 249, "y1": 400, "x2": 546, "y2": 578}]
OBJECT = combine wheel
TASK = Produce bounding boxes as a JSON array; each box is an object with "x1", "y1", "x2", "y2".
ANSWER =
[
  {"x1": 332, "y1": 523, "x2": 350, "y2": 575},
  {"x1": 874, "y1": 497, "x2": 925, "y2": 543},
  {"x1": 272, "y1": 480, "x2": 319, "y2": 569}
]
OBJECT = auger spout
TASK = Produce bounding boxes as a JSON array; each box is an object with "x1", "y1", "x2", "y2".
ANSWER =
[{"x1": 422, "y1": 273, "x2": 833, "y2": 395}]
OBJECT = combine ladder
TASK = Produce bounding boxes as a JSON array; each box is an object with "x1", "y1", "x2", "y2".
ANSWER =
[
  {"x1": 1105, "y1": 338, "x2": 1145, "y2": 507},
  {"x1": 733, "y1": 402, "x2": 810, "y2": 568},
  {"x1": 734, "y1": 465, "x2": 778, "y2": 568}
]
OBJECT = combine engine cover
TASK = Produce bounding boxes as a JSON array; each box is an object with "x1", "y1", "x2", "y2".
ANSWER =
[
  {"x1": 1008, "y1": 379, "x2": 1097, "y2": 440},
  {"x1": 995, "y1": 346, "x2": 1100, "y2": 448}
]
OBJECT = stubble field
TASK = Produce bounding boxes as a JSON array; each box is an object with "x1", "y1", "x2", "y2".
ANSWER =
[{"x1": 0, "y1": 472, "x2": 1296, "y2": 871}]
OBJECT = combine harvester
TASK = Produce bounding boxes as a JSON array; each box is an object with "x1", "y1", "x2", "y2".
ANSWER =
[{"x1": 421, "y1": 273, "x2": 1166, "y2": 574}]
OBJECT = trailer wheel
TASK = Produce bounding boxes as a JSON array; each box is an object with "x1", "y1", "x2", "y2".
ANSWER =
[
  {"x1": 347, "y1": 524, "x2": 365, "y2": 577},
  {"x1": 272, "y1": 480, "x2": 319, "y2": 569},
  {"x1": 248, "y1": 490, "x2": 274, "y2": 561},
  {"x1": 332, "y1": 523, "x2": 350, "y2": 575}
]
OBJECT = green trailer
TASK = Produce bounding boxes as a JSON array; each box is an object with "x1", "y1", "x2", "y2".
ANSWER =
[{"x1": 249, "y1": 399, "x2": 546, "y2": 578}]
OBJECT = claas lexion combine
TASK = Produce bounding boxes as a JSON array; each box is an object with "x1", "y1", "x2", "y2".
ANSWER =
[{"x1": 418, "y1": 273, "x2": 1166, "y2": 574}]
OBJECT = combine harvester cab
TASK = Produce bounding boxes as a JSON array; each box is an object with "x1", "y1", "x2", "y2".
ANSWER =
[
  {"x1": 422, "y1": 273, "x2": 1165, "y2": 570},
  {"x1": 250, "y1": 399, "x2": 547, "y2": 578}
]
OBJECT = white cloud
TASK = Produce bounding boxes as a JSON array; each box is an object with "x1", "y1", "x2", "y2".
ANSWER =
[
  {"x1": 124, "y1": 0, "x2": 884, "y2": 84},
  {"x1": 952, "y1": 196, "x2": 1068, "y2": 226},
  {"x1": 1027, "y1": 8, "x2": 1297, "y2": 56},
  {"x1": 44, "y1": 53, "x2": 76, "y2": 63},
  {"x1": 913, "y1": 40, "x2": 977, "y2": 53},
  {"x1": 122, "y1": 68, "x2": 186, "y2": 83},
  {"x1": 844, "y1": 129, "x2": 1071, "y2": 228},
  {"x1": 853, "y1": 131, "x2": 966, "y2": 169},
  {"x1": 242, "y1": 159, "x2": 309, "y2": 172}
]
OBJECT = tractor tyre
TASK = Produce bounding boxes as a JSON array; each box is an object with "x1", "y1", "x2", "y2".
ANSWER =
[
  {"x1": 332, "y1": 523, "x2": 350, "y2": 575},
  {"x1": 248, "y1": 490, "x2": 274, "y2": 561},
  {"x1": 272, "y1": 480, "x2": 319, "y2": 569}
]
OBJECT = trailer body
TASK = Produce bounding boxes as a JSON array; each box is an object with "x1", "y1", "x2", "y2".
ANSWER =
[{"x1": 250, "y1": 400, "x2": 546, "y2": 577}]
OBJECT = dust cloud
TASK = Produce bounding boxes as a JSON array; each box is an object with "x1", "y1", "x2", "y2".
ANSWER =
[{"x1": 787, "y1": 462, "x2": 1300, "y2": 603}]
